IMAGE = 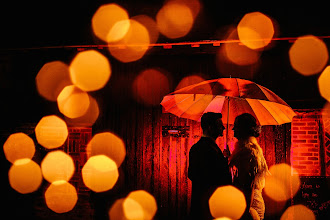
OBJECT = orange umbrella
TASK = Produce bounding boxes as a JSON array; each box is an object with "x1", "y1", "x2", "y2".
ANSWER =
[{"x1": 161, "y1": 78, "x2": 296, "y2": 146}]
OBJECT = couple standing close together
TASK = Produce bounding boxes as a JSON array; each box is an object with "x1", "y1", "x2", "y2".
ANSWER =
[{"x1": 188, "y1": 112, "x2": 269, "y2": 220}]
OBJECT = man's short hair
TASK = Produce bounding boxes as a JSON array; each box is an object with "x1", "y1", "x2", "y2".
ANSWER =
[{"x1": 201, "y1": 112, "x2": 222, "y2": 131}]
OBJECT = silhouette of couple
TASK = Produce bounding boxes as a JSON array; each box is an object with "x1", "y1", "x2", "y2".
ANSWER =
[{"x1": 188, "y1": 112, "x2": 269, "y2": 220}]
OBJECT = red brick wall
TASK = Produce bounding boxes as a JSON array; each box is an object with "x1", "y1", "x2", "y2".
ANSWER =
[{"x1": 291, "y1": 111, "x2": 322, "y2": 176}]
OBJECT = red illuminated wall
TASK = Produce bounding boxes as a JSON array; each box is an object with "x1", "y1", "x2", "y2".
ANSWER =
[{"x1": 291, "y1": 110, "x2": 328, "y2": 176}]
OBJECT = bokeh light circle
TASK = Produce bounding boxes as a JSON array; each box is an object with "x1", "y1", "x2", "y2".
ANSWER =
[
  {"x1": 57, "y1": 85, "x2": 90, "y2": 118},
  {"x1": 92, "y1": 4, "x2": 129, "y2": 42},
  {"x1": 264, "y1": 163, "x2": 301, "y2": 202},
  {"x1": 82, "y1": 155, "x2": 119, "y2": 192},
  {"x1": 280, "y1": 205, "x2": 315, "y2": 220},
  {"x1": 156, "y1": 1, "x2": 194, "y2": 39},
  {"x1": 125, "y1": 190, "x2": 157, "y2": 220},
  {"x1": 318, "y1": 66, "x2": 330, "y2": 102},
  {"x1": 41, "y1": 150, "x2": 75, "y2": 183},
  {"x1": 69, "y1": 50, "x2": 111, "y2": 92},
  {"x1": 108, "y1": 19, "x2": 150, "y2": 63},
  {"x1": 8, "y1": 158, "x2": 42, "y2": 194},
  {"x1": 237, "y1": 12, "x2": 274, "y2": 50},
  {"x1": 35, "y1": 115, "x2": 68, "y2": 149},
  {"x1": 45, "y1": 180, "x2": 78, "y2": 213},
  {"x1": 209, "y1": 185, "x2": 246, "y2": 219},
  {"x1": 133, "y1": 68, "x2": 171, "y2": 106},
  {"x1": 3, "y1": 132, "x2": 35, "y2": 164},
  {"x1": 289, "y1": 35, "x2": 329, "y2": 76},
  {"x1": 86, "y1": 132, "x2": 126, "y2": 168},
  {"x1": 36, "y1": 61, "x2": 72, "y2": 101}
]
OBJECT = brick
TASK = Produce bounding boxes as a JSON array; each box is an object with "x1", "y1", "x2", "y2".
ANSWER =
[
  {"x1": 308, "y1": 131, "x2": 318, "y2": 134},
  {"x1": 292, "y1": 122, "x2": 307, "y2": 126},
  {"x1": 307, "y1": 122, "x2": 317, "y2": 126},
  {"x1": 308, "y1": 157, "x2": 319, "y2": 160},
  {"x1": 308, "y1": 148, "x2": 319, "y2": 152},
  {"x1": 301, "y1": 126, "x2": 317, "y2": 130},
  {"x1": 293, "y1": 131, "x2": 307, "y2": 135},
  {"x1": 307, "y1": 140, "x2": 318, "y2": 143},
  {"x1": 299, "y1": 161, "x2": 313, "y2": 165},
  {"x1": 292, "y1": 140, "x2": 307, "y2": 143},
  {"x1": 292, "y1": 156, "x2": 306, "y2": 160},
  {"x1": 300, "y1": 153, "x2": 313, "y2": 156},
  {"x1": 293, "y1": 165, "x2": 306, "y2": 169}
]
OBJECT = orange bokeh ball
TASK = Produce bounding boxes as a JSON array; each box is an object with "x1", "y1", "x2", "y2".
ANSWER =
[
  {"x1": 35, "y1": 61, "x2": 72, "y2": 101},
  {"x1": 35, "y1": 115, "x2": 68, "y2": 149},
  {"x1": 57, "y1": 85, "x2": 90, "y2": 119},
  {"x1": 156, "y1": 1, "x2": 194, "y2": 39},
  {"x1": 8, "y1": 158, "x2": 43, "y2": 194},
  {"x1": 92, "y1": 4, "x2": 129, "y2": 42},
  {"x1": 3, "y1": 132, "x2": 35, "y2": 164},
  {"x1": 237, "y1": 12, "x2": 274, "y2": 50},
  {"x1": 281, "y1": 205, "x2": 315, "y2": 220},
  {"x1": 125, "y1": 190, "x2": 157, "y2": 220},
  {"x1": 41, "y1": 150, "x2": 75, "y2": 183},
  {"x1": 108, "y1": 19, "x2": 150, "y2": 63},
  {"x1": 318, "y1": 66, "x2": 330, "y2": 102},
  {"x1": 45, "y1": 180, "x2": 78, "y2": 213},
  {"x1": 69, "y1": 50, "x2": 111, "y2": 92},
  {"x1": 209, "y1": 185, "x2": 246, "y2": 219},
  {"x1": 82, "y1": 155, "x2": 119, "y2": 192},
  {"x1": 289, "y1": 35, "x2": 328, "y2": 76},
  {"x1": 264, "y1": 163, "x2": 300, "y2": 202},
  {"x1": 86, "y1": 132, "x2": 126, "y2": 168}
]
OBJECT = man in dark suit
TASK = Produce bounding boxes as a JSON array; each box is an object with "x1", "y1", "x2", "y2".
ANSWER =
[{"x1": 188, "y1": 112, "x2": 232, "y2": 220}]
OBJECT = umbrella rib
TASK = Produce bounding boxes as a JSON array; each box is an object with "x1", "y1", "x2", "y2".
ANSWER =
[
  {"x1": 166, "y1": 94, "x2": 194, "y2": 112},
  {"x1": 235, "y1": 78, "x2": 241, "y2": 98},
  {"x1": 249, "y1": 99, "x2": 280, "y2": 125}
]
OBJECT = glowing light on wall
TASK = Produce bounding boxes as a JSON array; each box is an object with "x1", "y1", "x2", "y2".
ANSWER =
[
  {"x1": 8, "y1": 158, "x2": 43, "y2": 194},
  {"x1": 108, "y1": 19, "x2": 150, "y2": 63},
  {"x1": 132, "y1": 15, "x2": 159, "y2": 46},
  {"x1": 82, "y1": 155, "x2": 119, "y2": 192},
  {"x1": 264, "y1": 163, "x2": 300, "y2": 202},
  {"x1": 69, "y1": 50, "x2": 111, "y2": 92},
  {"x1": 45, "y1": 180, "x2": 78, "y2": 213},
  {"x1": 65, "y1": 95, "x2": 100, "y2": 127},
  {"x1": 133, "y1": 68, "x2": 171, "y2": 106},
  {"x1": 237, "y1": 12, "x2": 275, "y2": 50},
  {"x1": 3, "y1": 132, "x2": 35, "y2": 164},
  {"x1": 209, "y1": 185, "x2": 246, "y2": 219},
  {"x1": 318, "y1": 66, "x2": 330, "y2": 102},
  {"x1": 35, "y1": 115, "x2": 68, "y2": 149},
  {"x1": 156, "y1": 1, "x2": 194, "y2": 39},
  {"x1": 289, "y1": 35, "x2": 329, "y2": 76},
  {"x1": 57, "y1": 85, "x2": 90, "y2": 118},
  {"x1": 41, "y1": 150, "x2": 75, "y2": 183},
  {"x1": 280, "y1": 205, "x2": 315, "y2": 220},
  {"x1": 92, "y1": 4, "x2": 129, "y2": 42},
  {"x1": 36, "y1": 61, "x2": 72, "y2": 101},
  {"x1": 86, "y1": 132, "x2": 126, "y2": 168}
]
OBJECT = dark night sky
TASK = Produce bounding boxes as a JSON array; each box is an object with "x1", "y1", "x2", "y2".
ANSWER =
[{"x1": 0, "y1": 1, "x2": 329, "y2": 129}]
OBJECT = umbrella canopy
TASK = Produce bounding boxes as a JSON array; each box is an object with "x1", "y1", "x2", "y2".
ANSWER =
[{"x1": 160, "y1": 78, "x2": 296, "y2": 125}]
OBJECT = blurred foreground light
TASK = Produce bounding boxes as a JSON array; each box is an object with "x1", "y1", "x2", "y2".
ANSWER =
[
  {"x1": 57, "y1": 85, "x2": 90, "y2": 118},
  {"x1": 35, "y1": 115, "x2": 68, "y2": 149},
  {"x1": 87, "y1": 132, "x2": 126, "y2": 167},
  {"x1": 237, "y1": 12, "x2": 274, "y2": 50},
  {"x1": 125, "y1": 190, "x2": 157, "y2": 220},
  {"x1": 156, "y1": 1, "x2": 194, "y2": 39},
  {"x1": 209, "y1": 185, "x2": 246, "y2": 219},
  {"x1": 92, "y1": 4, "x2": 129, "y2": 42},
  {"x1": 280, "y1": 205, "x2": 315, "y2": 220},
  {"x1": 41, "y1": 150, "x2": 75, "y2": 183},
  {"x1": 133, "y1": 68, "x2": 171, "y2": 106},
  {"x1": 65, "y1": 95, "x2": 100, "y2": 127},
  {"x1": 223, "y1": 28, "x2": 261, "y2": 66},
  {"x1": 109, "y1": 190, "x2": 158, "y2": 220},
  {"x1": 132, "y1": 15, "x2": 159, "y2": 46},
  {"x1": 45, "y1": 180, "x2": 78, "y2": 213},
  {"x1": 70, "y1": 50, "x2": 111, "y2": 92},
  {"x1": 264, "y1": 163, "x2": 300, "y2": 202},
  {"x1": 289, "y1": 35, "x2": 328, "y2": 76},
  {"x1": 175, "y1": 75, "x2": 206, "y2": 90},
  {"x1": 82, "y1": 155, "x2": 119, "y2": 192},
  {"x1": 9, "y1": 158, "x2": 42, "y2": 194},
  {"x1": 36, "y1": 61, "x2": 72, "y2": 101},
  {"x1": 3, "y1": 132, "x2": 35, "y2": 164},
  {"x1": 318, "y1": 66, "x2": 330, "y2": 102},
  {"x1": 108, "y1": 19, "x2": 150, "y2": 63}
]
